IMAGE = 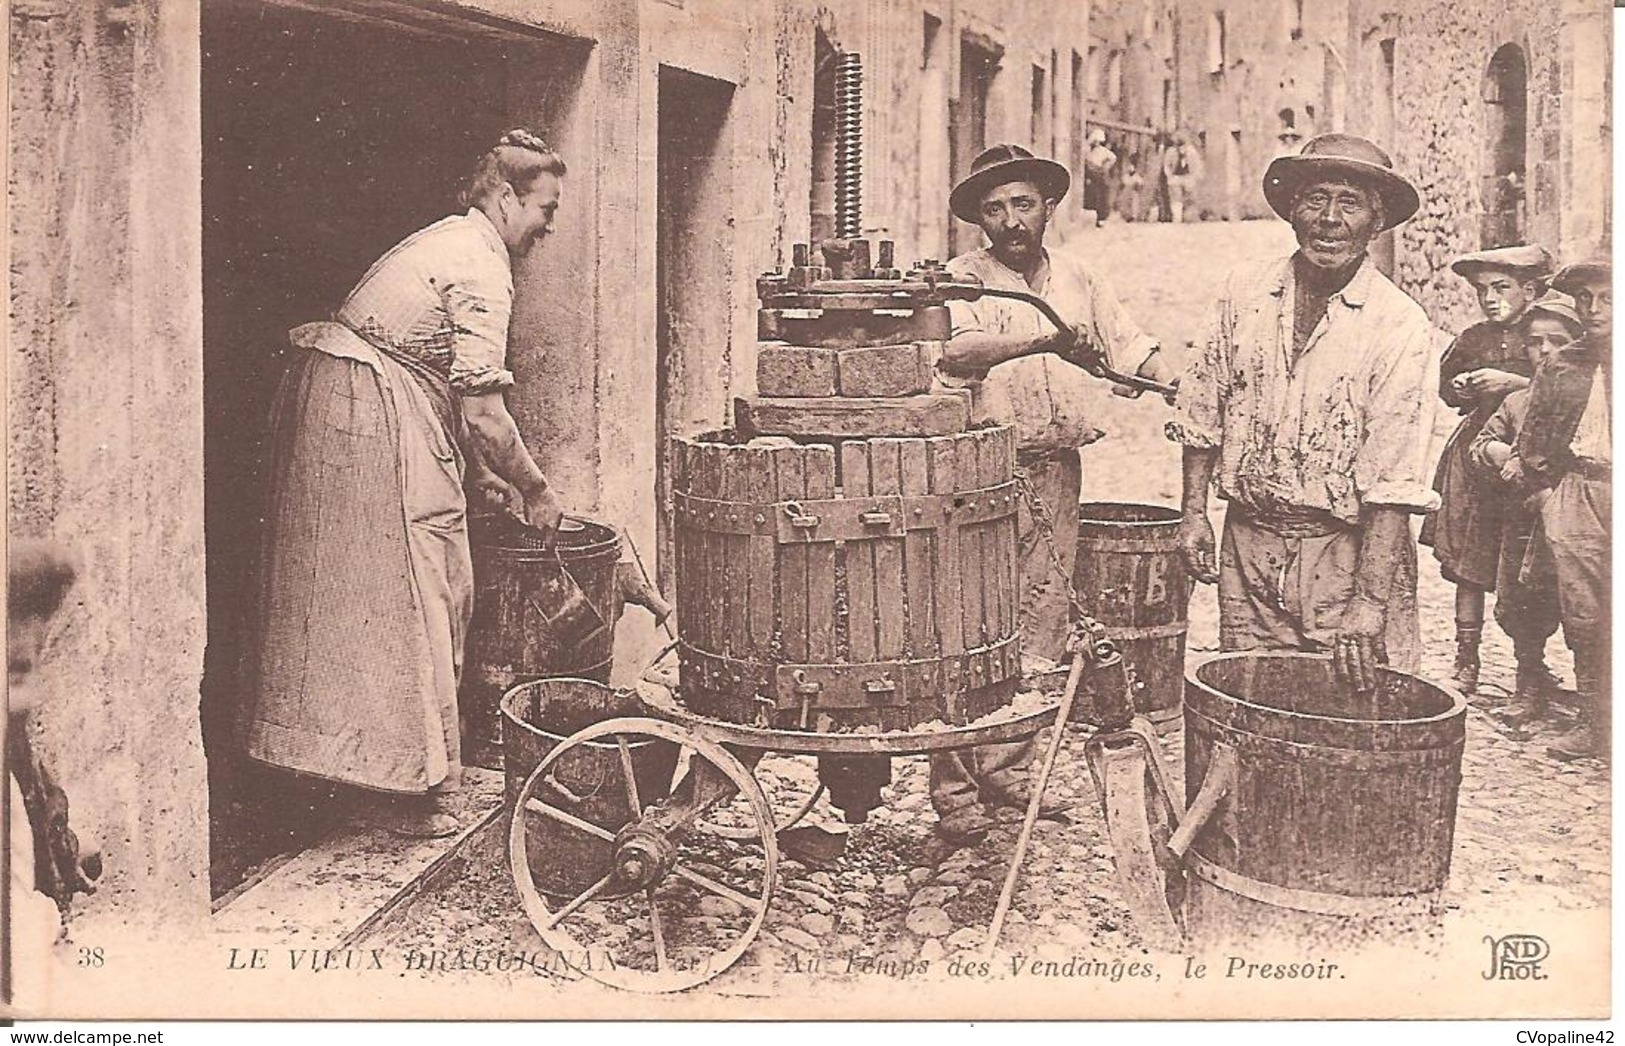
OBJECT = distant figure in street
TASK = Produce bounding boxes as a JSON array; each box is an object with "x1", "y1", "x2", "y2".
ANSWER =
[
  {"x1": 1419, "y1": 244, "x2": 1553, "y2": 696},
  {"x1": 1120, "y1": 150, "x2": 1147, "y2": 223},
  {"x1": 1467, "y1": 290, "x2": 1580, "y2": 732},
  {"x1": 1515, "y1": 257, "x2": 1612, "y2": 762},
  {"x1": 1161, "y1": 132, "x2": 1203, "y2": 223},
  {"x1": 245, "y1": 130, "x2": 572, "y2": 837},
  {"x1": 930, "y1": 144, "x2": 1173, "y2": 846},
  {"x1": 1168, "y1": 134, "x2": 1440, "y2": 690},
  {"x1": 1082, "y1": 128, "x2": 1118, "y2": 228}
]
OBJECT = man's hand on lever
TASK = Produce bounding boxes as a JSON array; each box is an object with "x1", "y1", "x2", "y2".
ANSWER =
[{"x1": 1111, "y1": 347, "x2": 1181, "y2": 405}]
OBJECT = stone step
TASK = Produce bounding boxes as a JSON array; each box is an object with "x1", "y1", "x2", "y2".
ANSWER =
[{"x1": 211, "y1": 767, "x2": 506, "y2": 948}]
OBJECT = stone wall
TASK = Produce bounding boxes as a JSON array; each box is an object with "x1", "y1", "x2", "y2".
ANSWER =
[
  {"x1": 1344, "y1": 0, "x2": 1611, "y2": 330},
  {"x1": 9, "y1": 0, "x2": 211, "y2": 930}
]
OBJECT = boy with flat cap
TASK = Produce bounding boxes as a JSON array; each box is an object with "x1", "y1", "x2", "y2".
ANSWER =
[
  {"x1": 1516, "y1": 257, "x2": 1612, "y2": 761},
  {"x1": 1468, "y1": 290, "x2": 1583, "y2": 730},
  {"x1": 1421, "y1": 244, "x2": 1555, "y2": 696}
]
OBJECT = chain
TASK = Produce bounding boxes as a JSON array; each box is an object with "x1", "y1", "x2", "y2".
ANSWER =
[
  {"x1": 1014, "y1": 468, "x2": 1130, "y2": 686},
  {"x1": 1013, "y1": 467, "x2": 1090, "y2": 623}
]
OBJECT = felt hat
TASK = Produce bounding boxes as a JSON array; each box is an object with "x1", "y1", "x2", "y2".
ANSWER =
[
  {"x1": 1262, "y1": 133, "x2": 1420, "y2": 231},
  {"x1": 950, "y1": 144, "x2": 1071, "y2": 224},
  {"x1": 1551, "y1": 257, "x2": 1612, "y2": 295},
  {"x1": 1523, "y1": 290, "x2": 1585, "y2": 336},
  {"x1": 1450, "y1": 244, "x2": 1555, "y2": 280}
]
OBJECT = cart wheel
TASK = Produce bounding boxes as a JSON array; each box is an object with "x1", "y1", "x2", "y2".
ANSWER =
[
  {"x1": 1096, "y1": 741, "x2": 1184, "y2": 951},
  {"x1": 510, "y1": 716, "x2": 778, "y2": 993},
  {"x1": 701, "y1": 761, "x2": 826, "y2": 841}
]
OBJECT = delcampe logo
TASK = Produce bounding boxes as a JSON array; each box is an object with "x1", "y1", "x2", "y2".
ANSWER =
[{"x1": 1484, "y1": 934, "x2": 1551, "y2": 981}]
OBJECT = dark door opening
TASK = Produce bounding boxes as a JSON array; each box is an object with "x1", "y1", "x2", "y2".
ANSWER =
[
  {"x1": 655, "y1": 67, "x2": 735, "y2": 594},
  {"x1": 200, "y1": 0, "x2": 513, "y2": 898},
  {"x1": 1481, "y1": 43, "x2": 1529, "y2": 248},
  {"x1": 950, "y1": 38, "x2": 999, "y2": 256}
]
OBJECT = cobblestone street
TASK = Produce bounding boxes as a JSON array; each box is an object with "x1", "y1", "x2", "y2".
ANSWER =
[{"x1": 375, "y1": 219, "x2": 1609, "y2": 1003}]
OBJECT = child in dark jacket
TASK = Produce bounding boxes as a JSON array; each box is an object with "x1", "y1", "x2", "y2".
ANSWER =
[
  {"x1": 1468, "y1": 291, "x2": 1581, "y2": 730},
  {"x1": 1421, "y1": 244, "x2": 1553, "y2": 692}
]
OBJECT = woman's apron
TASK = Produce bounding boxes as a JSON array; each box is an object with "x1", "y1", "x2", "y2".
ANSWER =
[{"x1": 244, "y1": 322, "x2": 470, "y2": 794}]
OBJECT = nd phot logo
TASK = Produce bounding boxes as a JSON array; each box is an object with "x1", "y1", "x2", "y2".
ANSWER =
[{"x1": 1484, "y1": 934, "x2": 1550, "y2": 981}]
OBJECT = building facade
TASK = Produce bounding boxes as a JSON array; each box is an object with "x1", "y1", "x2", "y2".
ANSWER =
[
  {"x1": 1085, "y1": 0, "x2": 1609, "y2": 326},
  {"x1": 8, "y1": 0, "x2": 1095, "y2": 928}
]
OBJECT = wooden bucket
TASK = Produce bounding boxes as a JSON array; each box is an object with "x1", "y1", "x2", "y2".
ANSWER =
[
  {"x1": 460, "y1": 516, "x2": 620, "y2": 770},
  {"x1": 1072, "y1": 502, "x2": 1187, "y2": 728},
  {"x1": 671, "y1": 426, "x2": 1022, "y2": 732},
  {"x1": 1180, "y1": 652, "x2": 1466, "y2": 950},
  {"x1": 500, "y1": 678, "x2": 679, "y2": 898}
]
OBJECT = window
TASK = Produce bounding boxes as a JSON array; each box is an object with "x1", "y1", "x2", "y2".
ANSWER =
[
  {"x1": 1106, "y1": 50, "x2": 1124, "y2": 106},
  {"x1": 1071, "y1": 49, "x2": 1086, "y2": 175},
  {"x1": 1208, "y1": 11, "x2": 1227, "y2": 74},
  {"x1": 1284, "y1": 0, "x2": 1303, "y2": 41},
  {"x1": 1031, "y1": 63, "x2": 1048, "y2": 149}
]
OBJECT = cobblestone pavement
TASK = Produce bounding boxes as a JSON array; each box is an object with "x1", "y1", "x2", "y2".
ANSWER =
[{"x1": 375, "y1": 219, "x2": 1609, "y2": 998}]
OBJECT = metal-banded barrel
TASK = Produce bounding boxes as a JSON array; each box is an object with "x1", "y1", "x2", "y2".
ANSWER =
[
  {"x1": 500, "y1": 678, "x2": 679, "y2": 897},
  {"x1": 671, "y1": 425, "x2": 1021, "y2": 733},
  {"x1": 1072, "y1": 502, "x2": 1187, "y2": 728},
  {"x1": 460, "y1": 515, "x2": 620, "y2": 769},
  {"x1": 1181, "y1": 652, "x2": 1466, "y2": 950}
]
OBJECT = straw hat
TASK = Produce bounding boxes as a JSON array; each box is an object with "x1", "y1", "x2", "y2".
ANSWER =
[{"x1": 1262, "y1": 133, "x2": 1420, "y2": 231}]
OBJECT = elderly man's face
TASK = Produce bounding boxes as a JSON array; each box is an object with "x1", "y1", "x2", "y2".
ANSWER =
[
  {"x1": 1290, "y1": 178, "x2": 1381, "y2": 273},
  {"x1": 977, "y1": 180, "x2": 1055, "y2": 269}
]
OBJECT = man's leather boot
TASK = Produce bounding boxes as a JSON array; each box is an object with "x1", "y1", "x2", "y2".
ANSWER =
[{"x1": 1451, "y1": 624, "x2": 1482, "y2": 693}]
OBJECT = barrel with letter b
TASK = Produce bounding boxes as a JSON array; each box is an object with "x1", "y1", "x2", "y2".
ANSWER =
[{"x1": 1072, "y1": 502, "x2": 1187, "y2": 728}]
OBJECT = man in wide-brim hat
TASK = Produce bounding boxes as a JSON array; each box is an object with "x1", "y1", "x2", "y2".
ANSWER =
[
  {"x1": 1167, "y1": 133, "x2": 1443, "y2": 691},
  {"x1": 929, "y1": 143, "x2": 1170, "y2": 846},
  {"x1": 1516, "y1": 255, "x2": 1612, "y2": 761}
]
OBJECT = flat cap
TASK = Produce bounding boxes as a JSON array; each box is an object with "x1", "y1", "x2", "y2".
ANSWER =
[
  {"x1": 1551, "y1": 257, "x2": 1612, "y2": 295},
  {"x1": 1450, "y1": 244, "x2": 1555, "y2": 279}
]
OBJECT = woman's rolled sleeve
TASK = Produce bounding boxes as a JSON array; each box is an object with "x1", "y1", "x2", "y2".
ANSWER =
[
  {"x1": 1355, "y1": 325, "x2": 1442, "y2": 513},
  {"x1": 445, "y1": 253, "x2": 516, "y2": 396}
]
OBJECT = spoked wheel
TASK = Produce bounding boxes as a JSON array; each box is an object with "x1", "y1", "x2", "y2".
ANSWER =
[
  {"x1": 700, "y1": 756, "x2": 826, "y2": 841},
  {"x1": 509, "y1": 717, "x2": 779, "y2": 993},
  {"x1": 1089, "y1": 732, "x2": 1185, "y2": 951}
]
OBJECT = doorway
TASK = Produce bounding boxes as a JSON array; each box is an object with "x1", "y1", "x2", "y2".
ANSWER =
[
  {"x1": 655, "y1": 67, "x2": 735, "y2": 591},
  {"x1": 950, "y1": 37, "x2": 1000, "y2": 256},
  {"x1": 1481, "y1": 43, "x2": 1529, "y2": 248},
  {"x1": 199, "y1": 0, "x2": 578, "y2": 898}
]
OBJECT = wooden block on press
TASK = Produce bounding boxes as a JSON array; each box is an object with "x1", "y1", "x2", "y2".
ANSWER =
[
  {"x1": 756, "y1": 345, "x2": 838, "y2": 397},
  {"x1": 734, "y1": 394, "x2": 970, "y2": 439},
  {"x1": 836, "y1": 342, "x2": 934, "y2": 397}
]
